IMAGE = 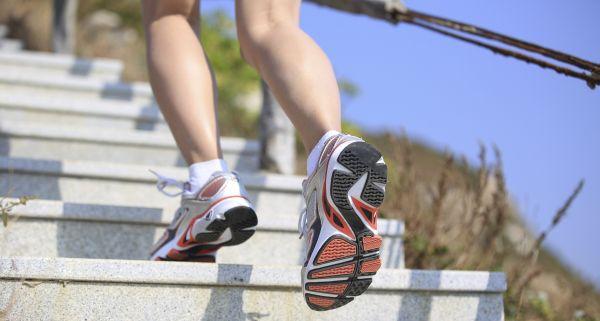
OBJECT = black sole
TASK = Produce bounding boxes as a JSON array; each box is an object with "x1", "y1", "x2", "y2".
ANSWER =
[
  {"x1": 331, "y1": 141, "x2": 387, "y2": 236},
  {"x1": 195, "y1": 205, "x2": 258, "y2": 247}
]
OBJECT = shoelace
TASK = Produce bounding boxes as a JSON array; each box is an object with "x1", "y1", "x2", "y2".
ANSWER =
[
  {"x1": 149, "y1": 169, "x2": 242, "y2": 199},
  {"x1": 149, "y1": 169, "x2": 187, "y2": 197}
]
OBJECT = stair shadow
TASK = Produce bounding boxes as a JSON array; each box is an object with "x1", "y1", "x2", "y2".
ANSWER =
[
  {"x1": 67, "y1": 59, "x2": 93, "y2": 77},
  {"x1": 0, "y1": 137, "x2": 10, "y2": 158},
  {"x1": 396, "y1": 271, "x2": 502, "y2": 321},
  {"x1": 396, "y1": 270, "x2": 440, "y2": 321},
  {"x1": 135, "y1": 103, "x2": 162, "y2": 131},
  {"x1": 55, "y1": 203, "x2": 163, "y2": 259},
  {"x1": 200, "y1": 264, "x2": 269, "y2": 321},
  {"x1": 474, "y1": 274, "x2": 504, "y2": 321},
  {"x1": 0, "y1": 157, "x2": 62, "y2": 201},
  {"x1": 100, "y1": 82, "x2": 134, "y2": 101}
]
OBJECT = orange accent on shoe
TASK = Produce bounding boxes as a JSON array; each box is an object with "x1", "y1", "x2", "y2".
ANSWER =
[
  {"x1": 307, "y1": 283, "x2": 348, "y2": 295},
  {"x1": 167, "y1": 249, "x2": 187, "y2": 260},
  {"x1": 360, "y1": 257, "x2": 381, "y2": 274},
  {"x1": 310, "y1": 262, "x2": 356, "y2": 279},
  {"x1": 351, "y1": 196, "x2": 378, "y2": 230},
  {"x1": 198, "y1": 177, "x2": 227, "y2": 199},
  {"x1": 362, "y1": 235, "x2": 382, "y2": 252},
  {"x1": 322, "y1": 181, "x2": 355, "y2": 239},
  {"x1": 307, "y1": 296, "x2": 335, "y2": 308},
  {"x1": 316, "y1": 238, "x2": 357, "y2": 264}
]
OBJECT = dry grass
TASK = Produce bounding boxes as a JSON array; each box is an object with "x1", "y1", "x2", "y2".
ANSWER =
[{"x1": 367, "y1": 131, "x2": 598, "y2": 321}]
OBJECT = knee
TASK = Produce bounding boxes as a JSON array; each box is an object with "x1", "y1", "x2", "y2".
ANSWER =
[
  {"x1": 237, "y1": 18, "x2": 293, "y2": 68},
  {"x1": 237, "y1": 21, "x2": 268, "y2": 68},
  {"x1": 143, "y1": 0, "x2": 198, "y2": 23}
]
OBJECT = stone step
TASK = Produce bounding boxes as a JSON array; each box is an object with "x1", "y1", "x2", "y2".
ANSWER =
[
  {"x1": 0, "y1": 68, "x2": 153, "y2": 104},
  {"x1": 0, "y1": 156, "x2": 304, "y2": 220},
  {"x1": 0, "y1": 38, "x2": 23, "y2": 52},
  {"x1": 0, "y1": 92, "x2": 167, "y2": 131},
  {"x1": 0, "y1": 50, "x2": 123, "y2": 81},
  {"x1": 0, "y1": 120, "x2": 259, "y2": 172},
  {"x1": 0, "y1": 257, "x2": 506, "y2": 321},
  {"x1": 0, "y1": 198, "x2": 405, "y2": 268}
]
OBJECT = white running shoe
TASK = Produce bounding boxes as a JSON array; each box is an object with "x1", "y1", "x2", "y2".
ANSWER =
[
  {"x1": 298, "y1": 134, "x2": 387, "y2": 311},
  {"x1": 149, "y1": 171, "x2": 257, "y2": 262}
]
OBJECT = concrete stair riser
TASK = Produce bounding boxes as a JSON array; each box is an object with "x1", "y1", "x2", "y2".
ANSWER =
[
  {"x1": 0, "y1": 93, "x2": 167, "y2": 131},
  {"x1": 0, "y1": 258, "x2": 506, "y2": 321},
  {"x1": 0, "y1": 218, "x2": 404, "y2": 268},
  {"x1": 0, "y1": 51, "x2": 123, "y2": 81},
  {"x1": 0, "y1": 39, "x2": 23, "y2": 52},
  {"x1": 0, "y1": 71, "x2": 154, "y2": 104},
  {"x1": 0, "y1": 157, "x2": 304, "y2": 220},
  {"x1": 0, "y1": 199, "x2": 404, "y2": 268},
  {"x1": 0, "y1": 121, "x2": 259, "y2": 171}
]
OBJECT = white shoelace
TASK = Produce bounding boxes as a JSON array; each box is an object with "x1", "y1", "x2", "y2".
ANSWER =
[
  {"x1": 149, "y1": 169, "x2": 242, "y2": 199},
  {"x1": 149, "y1": 169, "x2": 187, "y2": 197}
]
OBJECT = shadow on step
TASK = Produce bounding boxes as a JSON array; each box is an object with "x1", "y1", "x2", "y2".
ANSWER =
[
  {"x1": 396, "y1": 270, "x2": 502, "y2": 321},
  {"x1": 68, "y1": 60, "x2": 93, "y2": 77},
  {"x1": 0, "y1": 156, "x2": 63, "y2": 201},
  {"x1": 201, "y1": 264, "x2": 270, "y2": 321},
  {"x1": 396, "y1": 270, "x2": 440, "y2": 321},
  {"x1": 54, "y1": 203, "x2": 163, "y2": 260},
  {"x1": 135, "y1": 102, "x2": 162, "y2": 131}
]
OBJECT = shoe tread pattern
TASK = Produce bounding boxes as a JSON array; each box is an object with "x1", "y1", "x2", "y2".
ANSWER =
[{"x1": 305, "y1": 141, "x2": 387, "y2": 311}]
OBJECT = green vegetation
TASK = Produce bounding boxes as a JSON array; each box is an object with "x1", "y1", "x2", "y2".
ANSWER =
[
  {"x1": 200, "y1": 11, "x2": 261, "y2": 137},
  {"x1": 0, "y1": 196, "x2": 33, "y2": 227}
]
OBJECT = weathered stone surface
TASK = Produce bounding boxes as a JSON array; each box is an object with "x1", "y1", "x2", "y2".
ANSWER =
[
  {"x1": 0, "y1": 92, "x2": 167, "y2": 131},
  {"x1": 0, "y1": 120, "x2": 259, "y2": 171},
  {"x1": 0, "y1": 69, "x2": 153, "y2": 103},
  {"x1": 0, "y1": 199, "x2": 405, "y2": 268},
  {"x1": 0, "y1": 50, "x2": 123, "y2": 81},
  {"x1": 0, "y1": 156, "x2": 303, "y2": 219},
  {"x1": 0, "y1": 257, "x2": 506, "y2": 321}
]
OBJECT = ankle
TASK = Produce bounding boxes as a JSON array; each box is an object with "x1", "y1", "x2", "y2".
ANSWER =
[{"x1": 187, "y1": 159, "x2": 229, "y2": 197}]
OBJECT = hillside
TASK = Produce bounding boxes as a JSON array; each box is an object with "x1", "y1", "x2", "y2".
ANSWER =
[{"x1": 0, "y1": 2, "x2": 598, "y2": 320}]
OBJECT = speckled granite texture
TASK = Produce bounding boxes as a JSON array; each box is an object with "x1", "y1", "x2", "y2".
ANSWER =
[{"x1": 0, "y1": 257, "x2": 505, "y2": 321}]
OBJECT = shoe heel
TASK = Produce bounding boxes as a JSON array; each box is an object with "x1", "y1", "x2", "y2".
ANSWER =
[{"x1": 225, "y1": 206, "x2": 258, "y2": 246}]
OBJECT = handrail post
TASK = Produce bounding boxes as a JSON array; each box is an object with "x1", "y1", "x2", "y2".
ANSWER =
[
  {"x1": 52, "y1": 0, "x2": 78, "y2": 54},
  {"x1": 259, "y1": 80, "x2": 296, "y2": 175}
]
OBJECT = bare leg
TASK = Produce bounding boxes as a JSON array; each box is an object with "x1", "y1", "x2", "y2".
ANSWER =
[
  {"x1": 142, "y1": 0, "x2": 221, "y2": 164},
  {"x1": 235, "y1": 0, "x2": 342, "y2": 152}
]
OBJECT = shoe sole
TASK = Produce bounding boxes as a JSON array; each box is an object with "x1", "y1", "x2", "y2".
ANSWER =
[
  {"x1": 155, "y1": 205, "x2": 257, "y2": 261},
  {"x1": 304, "y1": 141, "x2": 387, "y2": 311},
  {"x1": 195, "y1": 206, "x2": 258, "y2": 246}
]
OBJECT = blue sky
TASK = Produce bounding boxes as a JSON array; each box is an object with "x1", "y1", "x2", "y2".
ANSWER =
[{"x1": 203, "y1": 0, "x2": 600, "y2": 286}]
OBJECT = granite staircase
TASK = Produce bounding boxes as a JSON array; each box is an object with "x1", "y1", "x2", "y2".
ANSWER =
[{"x1": 0, "y1": 28, "x2": 505, "y2": 320}]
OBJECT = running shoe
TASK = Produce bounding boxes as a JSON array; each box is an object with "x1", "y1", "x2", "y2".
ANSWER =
[
  {"x1": 149, "y1": 171, "x2": 257, "y2": 262},
  {"x1": 298, "y1": 134, "x2": 387, "y2": 311}
]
